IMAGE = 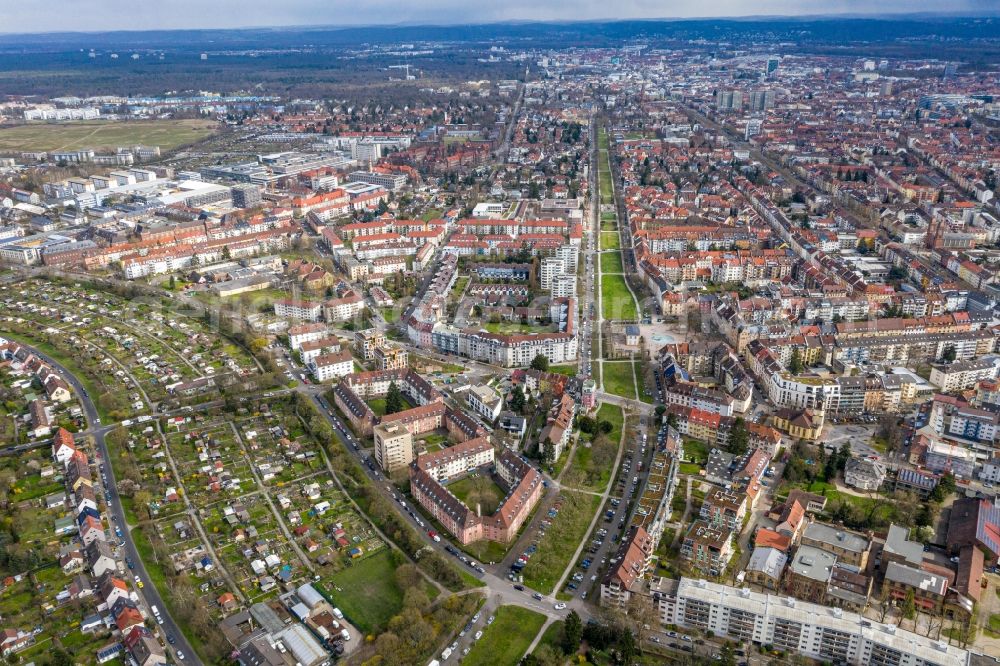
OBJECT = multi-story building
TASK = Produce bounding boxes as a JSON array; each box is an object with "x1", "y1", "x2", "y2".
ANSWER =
[
  {"x1": 415, "y1": 438, "x2": 493, "y2": 482},
  {"x1": 374, "y1": 344, "x2": 407, "y2": 370},
  {"x1": 373, "y1": 422, "x2": 414, "y2": 473},
  {"x1": 287, "y1": 322, "x2": 328, "y2": 350},
  {"x1": 323, "y1": 290, "x2": 364, "y2": 322},
  {"x1": 274, "y1": 299, "x2": 323, "y2": 322},
  {"x1": 884, "y1": 562, "x2": 949, "y2": 614},
  {"x1": 929, "y1": 358, "x2": 1000, "y2": 393},
  {"x1": 298, "y1": 336, "x2": 342, "y2": 365},
  {"x1": 700, "y1": 486, "x2": 748, "y2": 531},
  {"x1": 681, "y1": 520, "x2": 734, "y2": 575},
  {"x1": 662, "y1": 578, "x2": 969, "y2": 666},
  {"x1": 409, "y1": 447, "x2": 542, "y2": 545},
  {"x1": 355, "y1": 328, "x2": 387, "y2": 360},
  {"x1": 800, "y1": 523, "x2": 870, "y2": 570},
  {"x1": 466, "y1": 384, "x2": 503, "y2": 422},
  {"x1": 785, "y1": 544, "x2": 837, "y2": 603},
  {"x1": 308, "y1": 350, "x2": 354, "y2": 382}
]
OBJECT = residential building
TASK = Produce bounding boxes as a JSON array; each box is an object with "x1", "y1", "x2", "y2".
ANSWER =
[{"x1": 373, "y1": 422, "x2": 414, "y2": 474}]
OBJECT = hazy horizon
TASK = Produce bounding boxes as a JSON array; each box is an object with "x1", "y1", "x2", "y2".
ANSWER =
[{"x1": 1, "y1": 1, "x2": 997, "y2": 35}]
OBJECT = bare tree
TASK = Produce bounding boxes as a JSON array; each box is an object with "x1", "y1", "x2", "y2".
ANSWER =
[{"x1": 627, "y1": 593, "x2": 659, "y2": 651}]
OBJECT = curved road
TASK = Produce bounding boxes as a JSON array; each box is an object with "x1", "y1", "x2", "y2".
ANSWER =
[{"x1": 9, "y1": 340, "x2": 199, "y2": 664}]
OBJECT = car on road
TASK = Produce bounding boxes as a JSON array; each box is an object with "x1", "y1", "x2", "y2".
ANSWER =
[
  {"x1": 166, "y1": 634, "x2": 175, "y2": 644},
  {"x1": 474, "y1": 630, "x2": 483, "y2": 640},
  {"x1": 176, "y1": 651, "x2": 185, "y2": 660},
  {"x1": 532, "y1": 592, "x2": 543, "y2": 600},
  {"x1": 554, "y1": 603, "x2": 566, "y2": 610}
]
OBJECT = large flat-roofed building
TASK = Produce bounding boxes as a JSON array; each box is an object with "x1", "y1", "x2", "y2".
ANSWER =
[
  {"x1": 373, "y1": 422, "x2": 413, "y2": 474},
  {"x1": 348, "y1": 171, "x2": 407, "y2": 192},
  {"x1": 663, "y1": 578, "x2": 969, "y2": 666}
]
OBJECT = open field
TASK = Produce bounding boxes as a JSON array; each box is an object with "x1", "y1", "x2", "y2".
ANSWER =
[
  {"x1": 548, "y1": 364, "x2": 578, "y2": 377},
  {"x1": 323, "y1": 550, "x2": 411, "y2": 634},
  {"x1": 601, "y1": 251, "x2": 624, "y2": 273},
  {"x1": 521, "y1": 491, "x2": 603, "y2": 593},
  {"x1": 462, "y1": 605, "x2": 547, "y2": 666},
  {"x1": 600, "y1": 231, "x2": 620, "y2": 250},
  {"x1": 603, "y1": 361, "x2": 637, "y2": 399},
  {"x1": 0, "y1": 119, "x2": 218, "y2": 152},
  {"x1": 562, "y1": 402, "x2": 625, "y2": 491},
  {"x1": 601, "y1": 274, "x2": 638, "y2": 320}
]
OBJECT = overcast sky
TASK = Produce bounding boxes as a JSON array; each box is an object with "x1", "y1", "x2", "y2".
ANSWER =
[{"x1": 1, "y1": 0, "x2": 995, "y2": 33}]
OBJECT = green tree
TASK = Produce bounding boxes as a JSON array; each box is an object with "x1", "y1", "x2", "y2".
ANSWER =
[
  {"x1": 727, "y1": 417, "x2": 749, "y2": 455},
  {"x1": 563, "y1": 610, "x2": 583, "y2": 655},
  {"x1": 788, "y1": 348, "x2": 804, "y2": 374},
  {"x1": 618, "y1": 628, "x2": 636, "y2": 664},
  {"x1": 666, "y1": 411, "x2": 679, "y2": 430},
  {"x1": 385, "y1": 381, "x2": 404, "y2": 415},
  {"x1": 901, "y1": 588, "x2": 916, "y2": 623},
  {"x1": 530, "y1": 354, "x2": 550, "y2": 372},
  {"x1": 510, "y1": 386, "x2": 526, "y2": 413},
  {"x1": 542, "y1": 438, "x2": 556, "y2": 465},
  {"x1": 941, "y1": 345, "x2": 957, "y2": 363}
]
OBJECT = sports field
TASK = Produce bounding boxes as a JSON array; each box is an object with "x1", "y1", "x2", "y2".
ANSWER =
[{"x1": 0, "y1": 119, "x2": 218, "y2": 152}]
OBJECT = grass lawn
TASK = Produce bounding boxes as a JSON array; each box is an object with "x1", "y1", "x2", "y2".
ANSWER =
[
  {"x1": 597, "y1": 403, "x2": 625, "y2": 439},
  {"x1": 483, "y1": 321, "x2": 552, "y2": 335},
  {"x1": 381, "y1": 307, "x2": 400, "y2": 323},
  {"x1": 679, "y1": 462, "x2": 702, "y2": 476},
  {"x1": 601, "y1": 251, "x2": 624, "y2": 273},
  {"x1": 548, "y1": 364, "x2": 578, "y2": 377},
  {"x1": 462, "y1": 605, "x2": 547, "y2": 666},
  {"x1": 451, "y1": 276, "x2": 470, "y2": 299},
  {"x1": 324, "y1": 550, "x2": 410, "y2": 634},
  {"x1": 537, "y1": 619, "x2": 566, "y2": 654},
  {"x1": 422, "y1": 208, "x2": 444, "y2": 221},
  {"x1": 988, "y1": 614, "x2": 1000, "y2": 634},
  {"x1": 602, "y1": 361, "x2": 637, "y2": 399},
  {"x1": 0, "y1": 119, "x2": 218, "y2": 152},
  {"x1": 522, "y1": 491, "x2": 603, "y2": 594},
  {"x1": 368, "y1": 395, "x2": 413, "y2": 417},
  {"x1": 562, "y1": 437, "x2": 614, "y2": 492},
  {"x1": 601, "y1": 274, "x2": 638, "y2": 320},
  {"x1": 682, "y1": 438, "x2": 710, "y2": 464},
  {"x1": 600, "y1": 231, "x2": 620, "y2": 251},
  {"x1": 462, "y1": 538, "x2": 511, "y2": 566},
  {"x1": 447, "y1": 474, "x2": 505, "y2": 516}
]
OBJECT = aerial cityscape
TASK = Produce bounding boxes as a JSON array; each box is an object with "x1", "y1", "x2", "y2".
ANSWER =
[{"x1": 1, "y1": 6, "x2": 1000, "y2": 666}]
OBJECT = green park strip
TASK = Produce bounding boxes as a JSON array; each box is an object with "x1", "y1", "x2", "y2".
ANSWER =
[
  {"x1": 461, "y1": 605, "x2": 547, "y2": 666},
  {"x1": 601, "y1": 274, "x2": 638, "y2": 320}
]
